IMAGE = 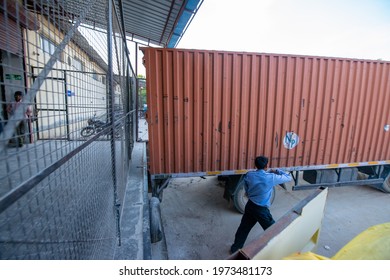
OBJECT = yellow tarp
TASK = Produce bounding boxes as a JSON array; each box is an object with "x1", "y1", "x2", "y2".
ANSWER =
[
  {"x1": 284, "y1": 223, "x2": 390, "y2": 260},
  {"x1": 283, "y1": 251, "x2": 330, "y2": 260}
]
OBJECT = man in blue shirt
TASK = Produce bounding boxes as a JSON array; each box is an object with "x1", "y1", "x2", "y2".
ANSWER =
[{"x1": 230, "y1": 156, "x2": 292, "y2": 253}]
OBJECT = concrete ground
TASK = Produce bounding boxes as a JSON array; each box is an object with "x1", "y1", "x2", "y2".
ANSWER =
[{"x1": 153, "y1": 176, "x2": 390, "y2": 260}]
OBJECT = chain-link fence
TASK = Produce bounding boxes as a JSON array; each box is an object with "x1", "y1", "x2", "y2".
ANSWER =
[{"x1": 0, "y1": 0, "x2": 139, "y2": 259}]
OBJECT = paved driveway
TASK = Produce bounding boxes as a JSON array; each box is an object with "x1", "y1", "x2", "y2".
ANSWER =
[{"x1": 155, "y1": 176, "x2": 390, "y2": 259}]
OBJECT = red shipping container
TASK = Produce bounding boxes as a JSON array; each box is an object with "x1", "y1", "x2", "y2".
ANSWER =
[{"x1": 142, "y1": 48, "x2": 390, "y2": 177}]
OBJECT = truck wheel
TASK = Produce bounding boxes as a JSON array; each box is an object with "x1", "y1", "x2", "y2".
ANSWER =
[
  {"x1": 233, "y1": 179, "x2": 275, "y2": 214},
  {"x1": 233, "y1": 180, "x2": 247, "y2": 214},
  {"x1": 380, "y1": 166, "x2": 390, "y2": 193}
]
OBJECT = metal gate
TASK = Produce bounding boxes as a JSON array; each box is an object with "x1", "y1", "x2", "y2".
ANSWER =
[
  {"x1": 32, "y1": 67, "x2": 68, "y2": 140},
  {"x1": 31, "y1": 67, "x2": 111, "y2": 141}
]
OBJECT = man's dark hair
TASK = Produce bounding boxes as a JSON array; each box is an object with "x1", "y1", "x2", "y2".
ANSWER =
[
  {"x1": 14, "y1": 91, "x2": 23, "y2": 97},
  {"x1": 255, "y1": 156, "x2": 268, "y2": 169}
]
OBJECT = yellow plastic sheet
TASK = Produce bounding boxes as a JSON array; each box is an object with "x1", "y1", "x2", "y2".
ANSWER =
[
  {"x1": 332, "y1": 222, "x2": 390, "y2": 260},
  {"x1": 284, "y1": 223, "x2": 390, "y2": 260},
  {"x1": 283, "y1": 251, "x2": 330, "y2": 260}
]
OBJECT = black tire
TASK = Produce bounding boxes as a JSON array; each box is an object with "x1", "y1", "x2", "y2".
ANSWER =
[
  {"x1": 233, "y1": 179, "x2": 276, "y2": 214},
  {"x1": 81, "y1": 126, "x2": 95, "y2": 137},
  {"x1": 379, "y1": 166, "x2": 390, "y2": 193},
  {"x1": 149, "y1": 197, "x2": 163, "y2": 243},
  {"x1": 382, "y1": 178, "x2": 390, "y2": 193}
]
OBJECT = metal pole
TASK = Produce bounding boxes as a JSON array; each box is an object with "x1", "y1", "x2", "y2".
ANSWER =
[
  {"x1": 107, "y1": 0, "x2": 121, "y2": 246},
  {"x1": 135, "y1": 42, "x2": 140, "y2": 142},
  {"x1": 126, "y1": 66, "x2": 132, "y2": 160},
  {"x1": 64, "y1": 70, "x2": 70, "y2": 141},
  {"x1": 135, "y1": 42, "x2": 138, "y2": 77}
]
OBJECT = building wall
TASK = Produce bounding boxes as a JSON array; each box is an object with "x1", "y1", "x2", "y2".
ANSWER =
[{"x1": 24, "y1": 15, "x2": 108, "y2": 139}]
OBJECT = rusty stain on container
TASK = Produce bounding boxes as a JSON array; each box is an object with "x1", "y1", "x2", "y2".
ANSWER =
[{"x1": 142, "y1": 48, "x2": 390, "y2": 176}]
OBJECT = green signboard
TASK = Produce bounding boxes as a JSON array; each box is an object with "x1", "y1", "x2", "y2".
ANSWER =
[{"x1": 5, "y1": 74, "x2": 22, "y2": 80}]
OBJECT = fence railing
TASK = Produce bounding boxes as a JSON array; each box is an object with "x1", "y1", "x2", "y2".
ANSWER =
[{"x1": 0, "y1": 0, "x2": 138, "y2": 259}]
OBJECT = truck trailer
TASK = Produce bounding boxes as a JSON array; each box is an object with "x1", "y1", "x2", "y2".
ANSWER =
[{"x1": 141, "y1": 47, "x2": 390, "y2": 214}]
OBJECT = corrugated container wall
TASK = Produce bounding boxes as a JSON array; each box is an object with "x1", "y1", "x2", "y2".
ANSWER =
[{"x1": 142, "y1": 48, "x2": 390, "y2": 176}]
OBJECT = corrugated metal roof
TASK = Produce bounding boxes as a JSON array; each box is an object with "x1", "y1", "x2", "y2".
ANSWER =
[
  {"x1": 120, "y1": 0, "x2": 201, "y2": 47},
  {"x1": 120, "y1": 0, "x2": 202, "y2": 47},
  {"x1": 24, "y1": 0, "x2": 202, "y2": 47}
]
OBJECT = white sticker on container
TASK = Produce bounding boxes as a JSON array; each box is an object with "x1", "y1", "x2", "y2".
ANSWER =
[
  {"x1": 283, "y1": 132, "x2": 299, "y2": 149},
  {"x1": 385, "y1": 124, "x2": 390, "y2": 132}
]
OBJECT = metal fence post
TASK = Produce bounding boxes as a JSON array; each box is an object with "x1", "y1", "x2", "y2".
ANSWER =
[{"x1": 107, "y1": 0, "x2": 121, "y2": 246}]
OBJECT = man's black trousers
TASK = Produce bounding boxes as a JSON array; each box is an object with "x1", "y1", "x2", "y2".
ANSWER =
[{"x1": 231, "y1": 199, "x2": 275, "y2": 253}]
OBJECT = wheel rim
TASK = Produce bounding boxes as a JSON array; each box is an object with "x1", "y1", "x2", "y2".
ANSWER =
[
  {"x1": 81, "y1": 127, "x2": 94, "y2": 137},
  {"x1": 233, "y1": 180, "x2": 247, "y2": 214}
]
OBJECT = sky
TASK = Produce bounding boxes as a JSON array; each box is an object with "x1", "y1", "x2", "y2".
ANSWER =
[{"x1": 176, "y1": 0, "x2": 390, "y2": 61}]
